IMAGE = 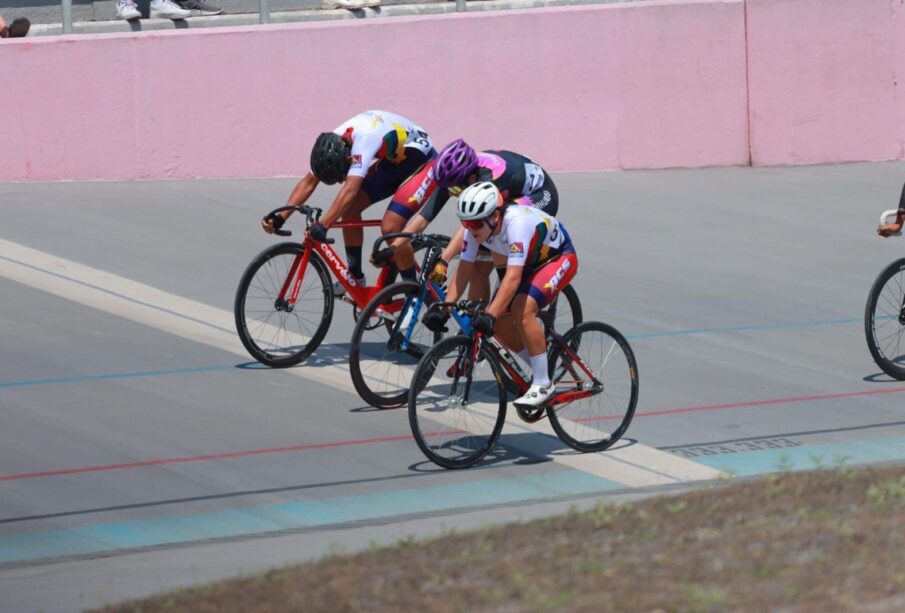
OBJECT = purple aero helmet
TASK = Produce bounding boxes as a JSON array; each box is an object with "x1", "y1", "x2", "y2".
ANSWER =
[{"x1": 434, "y1": 139, "x2": 478, "y2": 188}]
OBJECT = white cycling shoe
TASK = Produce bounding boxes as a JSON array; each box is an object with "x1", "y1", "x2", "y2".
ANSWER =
[{"x1": 513, "y1": 383, "x2": 555, "y2": 407}]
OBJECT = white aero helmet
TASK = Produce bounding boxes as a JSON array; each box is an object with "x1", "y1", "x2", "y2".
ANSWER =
[{"x1": 456, "y1": 181, "x2": 503, "y2": 221}]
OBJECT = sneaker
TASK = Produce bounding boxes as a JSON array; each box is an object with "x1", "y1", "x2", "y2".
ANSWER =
[
  {"x1": 116, "y1": 0, "x2": 142, "y2": 20},
  {"x1": 322, "y1": 0, "x2": 365, "y2": 8},
  {"x1": 513, "y1": 383, "x2": 555, "y2": 408},
  {"x1": 8, "y1": 17, "x2": 31, "y2": 36},
  {"x1": 332, "y1": 274, "x2": 366, "y2": 298},
  {"x1": 176, "y1": 0, "x2": 223, "y2": 15},
  {"x1": 150, "y1": 0, "x2": 191, "y2": 19}
]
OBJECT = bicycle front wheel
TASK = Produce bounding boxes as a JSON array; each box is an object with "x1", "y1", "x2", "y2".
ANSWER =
[
  {"x1": 547, "y1": 322, "x2": 638, "y2": 452},
  {"x1": 350, "y1": 281, "x2": 442, "y2": 409},
  {"x1": 408, "y1": 336, "x2": 507, "y2": 469},
  {"x1": 865, "y1": 258, "x2": 905, "y2": 380},
  {"x1": 234, "y1": 242, "x2": 334, "y2": 367}
]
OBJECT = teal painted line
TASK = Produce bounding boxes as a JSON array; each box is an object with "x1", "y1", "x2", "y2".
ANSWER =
[
  {"x1": 627, "y1": 317, "x2": 861, "y2": 340},
  {"x1": 0, "y1": 365, "x2": 239, "y2": 389},
  {"x1": 692, "y1": 435, "x2": 905, "y2": 477},
  {"x1": 0, "y1": 471, "x2": 619, "y2": 565}
]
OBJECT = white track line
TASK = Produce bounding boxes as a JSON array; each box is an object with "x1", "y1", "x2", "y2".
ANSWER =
[{"x1": 0, "y1": 238, "x2": 722, "y2": 487}]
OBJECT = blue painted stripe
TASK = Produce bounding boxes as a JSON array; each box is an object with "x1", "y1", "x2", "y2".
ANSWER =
[
  {"x1": 0, "y1": 365, "x2": 240, "y2": 389},
  {"x1": 0, "y1": 471, "x2": 619, "y2": 565},
  {"x1": 626, "y1": 317, "x2": 861, "y2": 340},
  {"x1": 692, "y1": 434, "x2": 905, "y2": 477}
]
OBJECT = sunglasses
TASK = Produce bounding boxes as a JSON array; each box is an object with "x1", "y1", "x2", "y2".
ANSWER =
[{"x1": 461, "y1": 219, "x2": 489, "y2": 231}]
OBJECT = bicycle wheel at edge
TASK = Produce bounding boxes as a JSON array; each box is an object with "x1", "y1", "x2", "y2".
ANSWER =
[
  {"x1": 349, "y1": 281, "x2": 442, "y2": 409},
  {"x1": 547, "y1": 321, "x2": 638, "y2": 452},
  {"x1": 865, "y1": 257, "x2": 905, "y2": 380},
  {"x1": 408, "y1": 335, "x2": 507, "y2": 469},
  {"x1": 234, "y1": 242, "x2": 334, "y2": 367}
]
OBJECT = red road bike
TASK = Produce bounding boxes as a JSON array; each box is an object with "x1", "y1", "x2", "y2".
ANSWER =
[{"x1": 234, "y1": 205, "x2": 436, "y2": 367}]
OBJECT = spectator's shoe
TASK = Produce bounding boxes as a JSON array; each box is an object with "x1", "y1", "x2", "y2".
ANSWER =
[
  {"x1": 8, "y1": 17, "x2": 31, "y2": 36},
  {"x1": 150, "y1": 0, "x2": 191, "y2": 19},
  {"x1": 322, "y1": 0, "x2": 365, "y2": 9},
  {"x1": 116, "y1": 0, "x2": 142, "y2": 20},
  {"x1": 513, "y1": 383, "x2": 555, "y2": 408},
  {"x1": 176, "y1": 0, "x2": 223, "y2": 15}
]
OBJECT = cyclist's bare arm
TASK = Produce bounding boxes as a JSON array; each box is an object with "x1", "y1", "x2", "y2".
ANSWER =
[
  {"x1": 487, "y1": 265, "x2": 523, "y2": 318},
  {"x1": 445, "y1": 259, "x2": 474, "y2": 307},
  {"x1": 440, "y1": 226, "x2": 467, "y2": 262},
  {"x1": 878, "y1": 209, "x2": 905, "y2": 237},
  {"x1": 262, "y1": 172, "x2": 319, "y2": 234},
  {"x1": 320, "y1": 175, "x2": 365, "y2": 228},
  {"x1": 390, "y1": 214, "x2": 431, "y2": 250}
]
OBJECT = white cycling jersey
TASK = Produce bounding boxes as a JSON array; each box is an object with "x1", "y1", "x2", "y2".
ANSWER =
[
  {"x1": 332, "y1": 110, "x2": 433, "y2": 178},
  {"x1": 460, "y1": 205, "x2": 573, "y2": 268}
]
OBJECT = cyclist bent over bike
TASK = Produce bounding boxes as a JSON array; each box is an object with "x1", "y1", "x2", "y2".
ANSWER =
[
  {"x1": 261, "y1": 110, "x2": 442, "y2": 290},
  {"x1": 424, "y1": 181, "x2": 578, "y2": 407}
]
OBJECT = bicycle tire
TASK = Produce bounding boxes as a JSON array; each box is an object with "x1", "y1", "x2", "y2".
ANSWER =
[
  {"x1": 234, "y1": 242, "x2": 334, "y2": 367},
  {"x1": 408, "y1": 335, "x2": 507, "y2": 469},
  {"x1": 547, "y1": 321, "x2": 638, "y2": 452},
  {"x1": 349, "y1": 281, "x2": 442, "y2": 409},
  {"x1": 865, "y1": 257, "x2": 905, "y2": 380},
  {"x1": 549, "y1": 284, "x2": 583, "y2": 332}
]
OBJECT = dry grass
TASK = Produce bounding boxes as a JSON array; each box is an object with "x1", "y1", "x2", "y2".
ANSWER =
[{"x1": 98, "y1": 465, "x2": 905, "y2": 612}]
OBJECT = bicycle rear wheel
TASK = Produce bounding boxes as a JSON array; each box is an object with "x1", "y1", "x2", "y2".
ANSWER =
[
  {"x1": 547, "y1": 322, "x2": 638, "y2": 452},
  {"x1": 234, "y1": 242, "x2": 333, "y2": 367},
  {"x1": 547, "y1": 284, "x2": 583, "y2": 333},
  {"x1": 408, "y1": 336, "x2": 507, "y2": 469},
  {"x1": 865, "y1": 258, "x2": 905, "y2": 380},
  {"x1": 349, "y1": 281, "x2": 442, "y2": 409}
]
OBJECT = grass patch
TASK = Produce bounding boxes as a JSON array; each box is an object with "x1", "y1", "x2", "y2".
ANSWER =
[{"x1": 97, "y1": 465, "x2": 905, "y2": 612}]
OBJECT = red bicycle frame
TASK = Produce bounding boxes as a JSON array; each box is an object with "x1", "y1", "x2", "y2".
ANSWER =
[{"x1": 277, "y1": 218, "x2": 404, "y2": 311}]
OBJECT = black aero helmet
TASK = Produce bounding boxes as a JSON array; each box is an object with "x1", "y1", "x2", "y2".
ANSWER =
[{"x1": 310, "y1": 132, "x2": 351, "y2": 185}]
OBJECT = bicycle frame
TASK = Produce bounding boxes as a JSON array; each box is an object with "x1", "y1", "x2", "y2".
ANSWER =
[
  {"x1": 390, "y1": 281, "x2": 474, "y2": 352},
  {"x1": 467, "y1": 325, "x2": 601, "y2": 415},
  {"x1": 276, "y1": 218, "x2": 401, "y2": 311}
]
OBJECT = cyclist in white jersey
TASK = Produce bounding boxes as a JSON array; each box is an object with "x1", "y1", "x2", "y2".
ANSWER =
[
  {"x1": 261, "y1": 110, "x2": 441, "y2": 289},
  {"x1": 424, "y1": 182, "x2": 579, "y2": 407}
]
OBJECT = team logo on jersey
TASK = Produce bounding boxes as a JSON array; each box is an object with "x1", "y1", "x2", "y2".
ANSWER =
[
  {"x1": 509, "y1": 242, "x2": 524, "y2": 254},
  {"x1": 543, "y1": 259, "x2": 572, "y2": 292},
  {"x1": 407, "y1": 168, "x2": 435, "y2": 204},
  {"x1": 350, "y1": 154, "x2": 363, "y2": 169},
  {"x1": 461, "y1": 240, "x2": 468, "y2": 253}
]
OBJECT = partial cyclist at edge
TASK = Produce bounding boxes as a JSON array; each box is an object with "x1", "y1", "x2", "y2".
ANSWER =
[
  {"x1": 394, "y1": 139, "x2": 559, "y2": 300},
  {"x1": 261, "y1": 110, "x2": 443, "y2": 293},
  {"x1": 424, "y1": 181, "x2": 578, "y2": 408}
]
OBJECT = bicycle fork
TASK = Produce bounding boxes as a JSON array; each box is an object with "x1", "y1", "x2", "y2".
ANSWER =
[{"x1": 275, "y1": 247, "x2": 311, "y2": 312}]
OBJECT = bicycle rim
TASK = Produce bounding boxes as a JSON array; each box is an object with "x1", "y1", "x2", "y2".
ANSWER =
[
  {"x1": 865, "y1": 258, "x2": 905, "y2": 380},
  {"x1": 350, "y1": 281, "x2": 440, "y2": 408},
  {"x1": 235, "y1": 243, "x2": 333, "y2": 367},
  {"x1": 548, "y1": 322, "x2": 638, "y2": 452},
  {"x1": 409, "y1": 336, "x2": 506, "y2": 469}
]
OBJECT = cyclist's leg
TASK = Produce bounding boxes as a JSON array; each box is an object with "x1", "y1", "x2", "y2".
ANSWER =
[
  {"x1": 514, "y1": 252, "x2": 579, "y2": 388},
  {"x1": 384, "y1": 153, "x2": 439, "y2": 277},
  {"x1": 338, "y1": 191, "x2": 372, "y2": 279},
  {"x1": 468, "y1": 256, "x2": 495, "y2": 303}
]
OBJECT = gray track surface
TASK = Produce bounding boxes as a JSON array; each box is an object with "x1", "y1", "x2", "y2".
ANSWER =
[{"x1": 2, "y1": 162, "x2": 905, "y2": 611}]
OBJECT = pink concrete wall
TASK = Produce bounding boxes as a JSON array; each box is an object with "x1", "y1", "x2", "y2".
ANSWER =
[
  {"x1": 746, "y1": 0, "x2": 905, "y2": 166},
  {"x1": 0, "y1": 1, "x2": 749, "y2": 182}
]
